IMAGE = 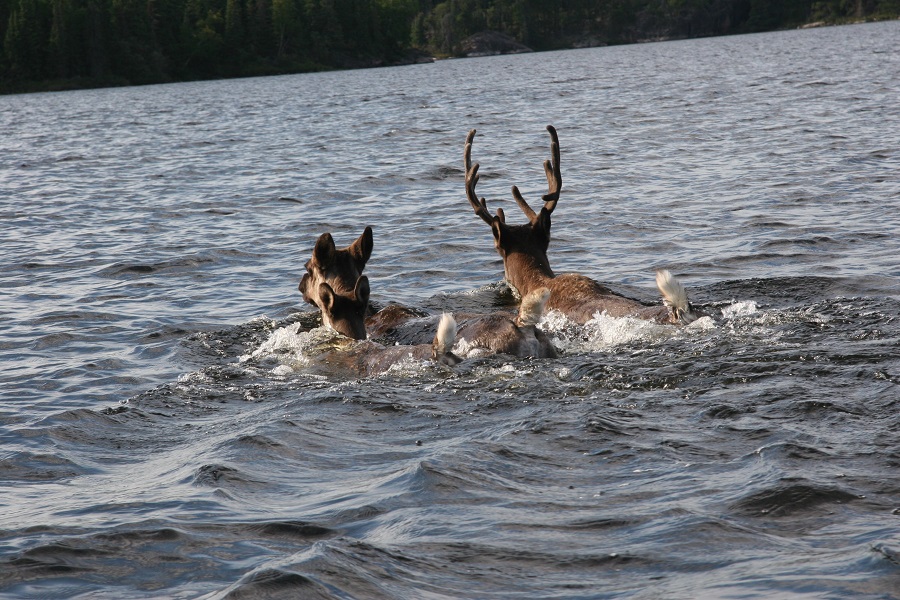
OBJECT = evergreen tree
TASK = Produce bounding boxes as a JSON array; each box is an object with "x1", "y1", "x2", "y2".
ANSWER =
[
  {"x1": 4, "y1": 0, "x2": 52, "y2": 79},
  {"x1": 2, "y1": 0, "x2": 899, "y2": 92},
  {"x1": 271, "y1": 0, "x2": 296, "y2": 59}
]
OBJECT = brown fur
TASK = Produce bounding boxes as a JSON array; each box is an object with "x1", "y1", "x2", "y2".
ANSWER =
[
  {"x1": 300, "y1": 228, "x2": 559, "y2": 359},
  {"x1": 360, "y1": 310, "x2": 556, "y2": 359},
  {"x1": 299, "y1": 227, "x2": 373, "y2": 308},
  {"x1": 308, "y1": 275, "x2": 463, "y2": 370},
  {"x1": 542, "y1": 274, "x2": 668, "y2": 323},
  {"x1": 465, "y1": 126, "x2": 697, "y2": 326},
  {"x1": 310, "y1": 339, "x2": 458, "y2": 378},
  {"x1": 316, "y1": 278, "x2": 369, "y2": 340},
  {"x1": 457, "y1": 313, "x2": 557, "y2": 358},
  {"x1": 365, "y1": 303, "x2": 429, "y2": 340}
]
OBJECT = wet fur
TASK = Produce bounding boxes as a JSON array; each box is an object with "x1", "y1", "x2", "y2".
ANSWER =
[
  {"x1": 455, "y1": 287, "x2": 556, "y2": 358},
  {"x1": 363, "y1": 289, "x2": 556, "y2": 359},
  {"x1": 308, "y1": 340, "x2": 433, "y2": 378},
  {"x1": 311, "y1": 278, "x2": 463, "y2": 372},
  {"x1": 299, "y1": 227, "x2": 373, "y2": 309},
  {"x1": 300, "y1": 228, "x2": 559, "y2": 359},
  {"x1": 316, "y1": 278, "x2": 369, "y2": 340},
  {"x1": 466, "y1": 126, "x2": 702, "y2": 326},
  {"x1": 656, "y1": 269, "x2": 702, "y2": 325}
]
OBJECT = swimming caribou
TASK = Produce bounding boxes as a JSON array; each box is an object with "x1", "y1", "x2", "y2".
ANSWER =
[
  {"x1": 299, "y1": 229, "x2": 557, "y2": 359},
  {"x1": 464, "y1": 125, "x2": 703, "y2": 326}
]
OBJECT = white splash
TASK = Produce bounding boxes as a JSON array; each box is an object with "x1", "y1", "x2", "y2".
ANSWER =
[
  {"x1": 721, "y1": 300, "x2": 759, "y2": 319},
  {"x1": 380, "y1": 354, "x2": 434, "y2": 377},
  {"x1": 686, "y1": 315, "x2": 717, "y2": 330},
  {"x1": 472, "y1": 362, "x2": 537, "y2": 380},
  {"x1": 177, "y1": 370, "x2": 213, "y2": 384},
  {"x1": 540, "y1": 308, "x2": 716, "y2": 354},
  {"x1": 270, "y1": 364, "x2": 295, "y2": 377},
  {"x1": 452, "y1": 336, "x2": 494, "y2": 359},
  {"x1": 240, "y1": 323, "x2": 346, "y2": 367},
  {"x1": 580, "y1": 312, "x2": 681, "y2": 351}
]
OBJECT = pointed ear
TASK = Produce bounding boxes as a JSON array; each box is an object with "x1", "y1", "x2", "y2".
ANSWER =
[
  {"x1": 534, "y1": 207, "x2": 552, "y2": 245},
  {"x1": 348, "y1": 226, "x2": 373, "y2": 269},
  {"x1": 354, "y1": 276, "x2": 370, "y2": 306},
  {"x1": 313, "y1": 233, "x2": 336, "y2": 266},
  {"x1": 491, "y1": 219, "x2": 504, "y2": 245},
  {"x1": 318, "y1": 282, "x2": 336, "y2": 312}
]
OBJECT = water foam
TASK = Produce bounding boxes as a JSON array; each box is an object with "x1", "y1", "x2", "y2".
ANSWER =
[
  {"x1": 379, "y1": 354, "x2": 436, "y2": 377},
  {"x1": 452, "y1": 337, "x2": 498, "y2": 359},
  {"x1": 721, "y1": 300, "x2": 759, "y2": 319},
  {"x1": 240, "y1": 323, "x2": 346, "y2": 368},
  {"x1": 580, "y1": 312, "x2": 682, "y2": 351},
  {"x1": 541, "y1": 309, "x2": 715, "y2": 354}
]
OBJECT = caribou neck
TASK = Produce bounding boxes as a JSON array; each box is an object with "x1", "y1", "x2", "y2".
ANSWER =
[{"x1": 503, "y1": 252, "x2": 554, "y2": 298}]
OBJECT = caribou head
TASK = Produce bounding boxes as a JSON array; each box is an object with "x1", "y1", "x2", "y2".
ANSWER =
[
  {"x1": 464, "y1": 126, "x2": 561, "y2": 297},
  {"x1": 299, "y1": 226, "x2": 373, "y2": 307}
]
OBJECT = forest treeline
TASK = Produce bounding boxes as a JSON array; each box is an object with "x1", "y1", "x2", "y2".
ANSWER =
[{"x1": 1, "y1": 0, "x2": 898, "y2": 93}]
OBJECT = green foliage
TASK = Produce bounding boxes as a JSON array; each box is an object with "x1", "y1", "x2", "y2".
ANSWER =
[{"x1": 1, "y1": 0, "x2": 897, "y2": 92}]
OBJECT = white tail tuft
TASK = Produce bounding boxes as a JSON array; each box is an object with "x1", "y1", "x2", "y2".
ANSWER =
[
  {"x1": 656, "y1": 270, "x2": 687, "y2": 310},
  {"x1": 434, "y1": 313, "x2": 457, "y2": 355},
  {"x1": 656, "y1": 269, "x2": 701, "y2": 325},
  {"x1": 518, "y1": 287, "x2": 551, "y2": 327}
]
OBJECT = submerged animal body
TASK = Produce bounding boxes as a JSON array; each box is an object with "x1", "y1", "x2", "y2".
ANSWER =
[
  {"x1": 362, "y1": 286, "x2": 557, "y2": 359},
  {"x1": 308, "y1": 272, "x2": 463, "y2": 369},
  {"x1": 455, "y1": 287, "x2": 556, "y2": 358},
  {"x1": 464, "y1": 125, "x2": 704, "y2": 326},
  {"x1": 307, "y1": 312, "x2": 461, "y2": 377},
  {"x1": 299, "y1": 229, "x2": 558, "y2": 359}
]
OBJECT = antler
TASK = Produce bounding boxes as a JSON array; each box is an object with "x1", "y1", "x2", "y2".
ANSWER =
[
  {"x1": 510, "y1": 125, "x2": 562, "y2": 223},
  {"x1": 464, "y1": 129, "x2": 504, "y2": 225},
  {"x1": 542, "y1": 125, "x2": 562, "y2": 210}
]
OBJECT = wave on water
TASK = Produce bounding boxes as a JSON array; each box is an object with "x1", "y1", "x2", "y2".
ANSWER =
[
  {"x1": 5, "y1": 20, "x2": 900, "y2": 599},
  {"x1": 3, "y1": 281, "x2": 899, "y2": 599}
]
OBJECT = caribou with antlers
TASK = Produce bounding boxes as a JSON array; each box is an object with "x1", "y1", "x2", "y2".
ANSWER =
[{"x1": 464, "y1": 125, "x2": 702, "y2": 326}]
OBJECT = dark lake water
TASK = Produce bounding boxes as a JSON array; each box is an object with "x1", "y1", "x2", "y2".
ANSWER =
[{"x1": 2, "y1": 20, "x2": 899, "y2": 599}]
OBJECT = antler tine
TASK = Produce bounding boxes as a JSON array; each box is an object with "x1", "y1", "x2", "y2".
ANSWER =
[
  {"x1": 511, "y1": 185, "x2": 538, "y2": 222},
  {"x1": 507, "y1": 126, "x2": 561, "y2": 224},
  {"x1": 541, "y1": 125, "x2": 562, "y2": 212},
  {"x1": 465, "y1": 129, "x2": 496, "y2": 226}
]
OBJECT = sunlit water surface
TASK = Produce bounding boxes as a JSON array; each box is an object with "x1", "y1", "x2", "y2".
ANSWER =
[{"x1": 1, "y1": 20, "x2": 899, "y2": 599}]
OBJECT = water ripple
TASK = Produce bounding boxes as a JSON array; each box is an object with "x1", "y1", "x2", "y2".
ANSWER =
[{"x1": 1, "y1": 20, "x2": 899, "y2": 600}]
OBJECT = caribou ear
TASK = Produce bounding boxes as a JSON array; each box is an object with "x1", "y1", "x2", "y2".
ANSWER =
[
  {"x1": 349, "y1": 227, "x2": 373, "y2": 269},
  {"x1": 491, "y1": 219, "x2": 504, "y2": 245},
  {"x1": 533, "y1": 207, "x2": 552, "y2": 247},
  {"x1": 313, "y1": 232, "x2": 336, "y2": 266},
  {"x1": 354, "y1": 276, "x2": 370, "y2": 305},
  {"x1": 318, "y1": 282, "x2": 336, "y2": 312}
]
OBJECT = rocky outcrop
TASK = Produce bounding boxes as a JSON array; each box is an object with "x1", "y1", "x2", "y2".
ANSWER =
[{"x1": 459, "y1": 31, "x2": 532, "y2": 57}]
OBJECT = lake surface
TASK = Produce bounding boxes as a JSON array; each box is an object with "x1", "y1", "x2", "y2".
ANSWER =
[{"x1": 2, "y1": 20, "x2": 899, "y2": 599}]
